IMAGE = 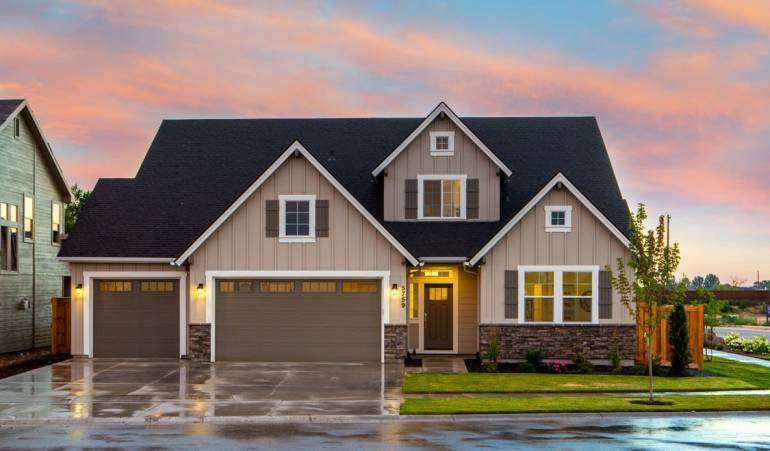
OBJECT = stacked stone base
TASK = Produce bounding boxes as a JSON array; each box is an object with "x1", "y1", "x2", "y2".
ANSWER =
[
  {"x1": 187, "y1": 324, "x2": 211, "y2": 361},
  {"x1": 479, "y1": 324, "x2": 636, "y2": 361},
  {"x1": 384, "y1": 325, "x2": 408, "y2": 361}
]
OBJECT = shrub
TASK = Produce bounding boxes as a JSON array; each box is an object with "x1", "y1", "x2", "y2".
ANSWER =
[
  {"x1": 723, "y1": 333, "x2": 770, "y2": 355},
  {"x1": 516, "y1": 362, "x2": 536, "y2": 373},
  {"x1": 724, "y1": 332, "x2": 743, "y2": 349},
  {"x1": 571, "y1": 352, "x2": 594, "y2": 374},
  {"x1": 668, "y1": 303, "x2": 692, "y2": 376},
  {"x1": 525, "y1": 349, "x2": 544, "y2": 368},
  {"x1": 608, "y1": 347, "x2": 623, "y2": 373},
  {"x1": 484, "y1": 327, "x2": 500, "y2": 372},
  {"x1": 543, "y1": 359, "x2": 567, "y2": 374}
]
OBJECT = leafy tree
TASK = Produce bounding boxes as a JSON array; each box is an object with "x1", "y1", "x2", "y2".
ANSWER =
[
  {"x1": 680, "y1": 275, "x2": 691, "y2": 291},
  {"x1": 65, "y1": 184, "x2": 91, "y2": 232},
  {"x1": 611, "y1": 204, "x2": 685, "y2": 402},
  {"x1": 753, "y1": 280, "x2": 770, "y2": 290},
  {"x1": 692, "y1": 289, "x2": 728, "y2": 361},
  {"x1": 690, "y1": 276, "x2": 705, "y2": 290},
  {"x1": 668, "y1": 303, "x2": 691, "y2": 376},
  {"x1": 704, "y1": 273, "x2": 720, "y2": 290}
]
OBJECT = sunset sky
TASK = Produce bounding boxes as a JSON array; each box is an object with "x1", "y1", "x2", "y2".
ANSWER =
[{"x1": 1, "y1": 1, "x2": 768, "y2": 283}]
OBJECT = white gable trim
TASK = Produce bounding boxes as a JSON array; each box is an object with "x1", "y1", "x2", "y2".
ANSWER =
[
  {"x1": 0, "y1": 100, "x2": 72, "y2": 202},
  {"x1": 371, "y1": 102, "x2": 513, "y2": 177},
  {"x1": 468, "y1": 173, "x2": 630, "y2": 266},
  {"x1": 174, "y1": 141, "x2": 419, "y2": 266}
]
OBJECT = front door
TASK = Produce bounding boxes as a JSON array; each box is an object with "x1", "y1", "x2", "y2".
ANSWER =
[{"x1": 424, "y1": 284, "x2": 452, "y2": 350}]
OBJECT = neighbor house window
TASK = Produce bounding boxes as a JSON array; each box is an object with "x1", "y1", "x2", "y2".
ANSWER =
[
  {"x1": 0, "y1": 203, "x2": 17, "y2": 222},
  {"x1": 430, "y1": 131, "x2": 455, "y2": 156},
  {"x1": 0, "y1": 226, "x2": 19, "y2": 272},
  {"x1": 417, "y1": 175, "x2": 466, "y2": 219},
  {"x1": 23, "y1": 196, "x2": 33, "y2": 240},
  {"x1": 545, "y1": 206, "x2": 572, "y2": 232},
  {"x1": 13, "y1": 117, "x2": 20, "y2": 138},
  {"x1": 51, "y1": 202, "x2": 62, "y2": 244},
  {"x1": 278, "y1": 195, "x2": 315, "y2": 243},
  {"x1": 518, "y1": 266, "x2": 598, "y2": 324}
]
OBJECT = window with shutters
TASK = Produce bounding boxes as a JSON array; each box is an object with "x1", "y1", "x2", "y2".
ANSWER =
[
  {"x1": 516, "y1": 266, "x2": 599, "y2": 324},
  {"x1": 278, "y1": 194, "x2": 315, "y2": 243},
  {"x1": 417, "y1": 175, "x2": 466, "y2": 219}
]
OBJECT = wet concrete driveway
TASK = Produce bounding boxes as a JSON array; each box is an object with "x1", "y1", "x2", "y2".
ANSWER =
[{"x1": 0, "y1": 359, "x2": 403, "y2": 421}]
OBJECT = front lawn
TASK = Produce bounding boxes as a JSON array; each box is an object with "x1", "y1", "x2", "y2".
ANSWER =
[
  {"x1": 703, "y1": 357, "x2": 770, "y2": 388},
  {"x1": 400, "y1": 394, "x2": 770, "y2": 415},
  {"x1": 403, "y1": 372, "x2": 755, "y2": 394}
]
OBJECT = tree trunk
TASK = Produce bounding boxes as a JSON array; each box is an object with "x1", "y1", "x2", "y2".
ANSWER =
[{"x1": 647, "y1": 333, "x2": 654, "y2": 402}]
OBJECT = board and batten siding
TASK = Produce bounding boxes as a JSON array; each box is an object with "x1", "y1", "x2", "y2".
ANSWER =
[
  {"x1": 189, "y1": 155, "x2": 407, "y2": 324},
  {"x1": 479, "y1": 187, "x2": 634, "y2": 324},
  {"x1": 0, "y1": 112, "x2": 69, "y2": 353},
  {"x1": 382, "y1": 117, "x2": 500, "y2": 221}
]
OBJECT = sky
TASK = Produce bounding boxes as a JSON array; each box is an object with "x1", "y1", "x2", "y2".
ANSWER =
[{"x1": 1, "y1": 0, "x2": 769, "y2": 284}]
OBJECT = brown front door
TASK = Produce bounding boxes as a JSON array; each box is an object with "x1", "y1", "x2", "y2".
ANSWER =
[{"x1": 424, "y1": 284, "x2": 452, "y2": 350}]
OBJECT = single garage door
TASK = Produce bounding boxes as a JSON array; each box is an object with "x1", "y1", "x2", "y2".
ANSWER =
[
  {"x1": 93, "y1": 279, "x2": 179, "y2": 358},
  {"x1": 215, "y1": 279, "x2": 381, "y2": 362}
]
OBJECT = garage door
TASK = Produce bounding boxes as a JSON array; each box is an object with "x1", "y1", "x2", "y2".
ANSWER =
[
  {"x1": 215, "y1": 279, "x2": 380, "y2": 362},
  {"x1": 93, "y1": 279, "x2": 179, "y2": 358}
]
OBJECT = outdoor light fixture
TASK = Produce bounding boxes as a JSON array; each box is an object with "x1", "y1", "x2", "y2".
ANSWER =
[
  {"x1": 75, "y1": 284, "x2": 83, "y2": 296},
  {"x1": 390, "y1": 283, "x2": 399, "y2": 298},
  {"x1": 196, "y1": 283, "x2": 205, "y2": 297}
]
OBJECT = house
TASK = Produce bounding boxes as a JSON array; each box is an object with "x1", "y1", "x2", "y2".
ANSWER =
[
  {"x1": 0, "y1": 99, "x2": 71, "y2": 354},
  {"x1": 59, "y1": 102, "x2": 635, "y2": 362}
]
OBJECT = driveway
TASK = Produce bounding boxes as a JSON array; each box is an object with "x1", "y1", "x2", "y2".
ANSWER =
[{"x1": 0, "y1": 358, "x2": 403, "y2": 421}]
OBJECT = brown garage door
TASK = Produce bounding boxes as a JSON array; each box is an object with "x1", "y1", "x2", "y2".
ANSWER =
[
  {"x1": 215, "y1": 279, "x2": 380, "y2": 362},
  {"x1": 93, "y1": 279, "x2": 179, "y2": 358}
]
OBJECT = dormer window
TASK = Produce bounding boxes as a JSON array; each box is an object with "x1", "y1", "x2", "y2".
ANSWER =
[
  {"x1": 417, "y1": 175, "x2": 466, "y2": 219},
  {"x1": 545, "y1": 206, "x2": 572, "y2": 232},
  {"x1": 430, "y1": 131, "x2": 454, "y2": 156}
]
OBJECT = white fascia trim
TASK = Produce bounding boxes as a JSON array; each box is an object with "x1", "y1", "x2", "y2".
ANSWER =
[
  {"x1": 417, "y1": 174, "x2": 467, "y2": 220},
  {"x1": 58, "y1": 257, "x2": 176, "y2": 263},
  {"x1": 81, "y1": 271, "x2": 187, "y2": 358},
  {"x1": 372, "y1": 102, "x2": 512, "y2": 177},
  {"x1": 205, "y1": 270, "x2": 391, "y2": 363},
  {"x1": 278, "y1": 194, "x2": 316, "y2": 243},
  {"x1": 517, "y1": 265, "x2": 599, "y2": 325},
  {"x1": 419, "y1": 256, "x2": 467, "y2": 263},
  {"x1": 469, "y1": 173, "x2": 630, "y2": 266},
  {"x1": 173, "y1": 141, "x2": 419, "y2": 266}
]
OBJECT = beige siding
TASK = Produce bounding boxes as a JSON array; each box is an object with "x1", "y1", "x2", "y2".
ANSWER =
[
  {"x1": 479, "y1": 187, "x2": 634, "y2": 324},
  {"x1": 189, "y1": 155, "x2": 407, "y2": 324},
  {"x1": 457, "y1": 267, "x2": 479, "y2": 354},
  {"x1": 383, "y1": 116, "x2": 500, "y2": 221}
]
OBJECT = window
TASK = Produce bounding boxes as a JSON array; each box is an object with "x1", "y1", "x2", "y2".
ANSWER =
[
  {"x1": 418, "y1": 175, "x2": 466, "y2": 219},
  {"x1": 342, "y1": 281, "x2": 378, "y2": 293},
  {"x1": 140, "y1": 281, "x2": 174, "y2": 292},
  {"x1": 518, "y1": 266, "x2": 598, "y2": 324},
  {"x1": 430, "y1": 131, "x2": 454, "y2": 156},
  {"x1": 278, "y1": 195, "x2": 315, "y2": 242},
  {"x1": 0, "y1": 226, "x2": 18, "y2": 272},
  {"x1": 219, "y1": 281, "x2": 235, "y2": 293},
  {"x1": 99, "y1": 281, "x2": 133, "y2": 292},
  {"x1": 409, "y1": 283, "x2": 418, "y2": 320},
  {"x1": 0, "y1": 203, "x2": 17, "y2": 222},
  {"x1": 260, "y1": 280, "x2": 295, "y2": 293},
  {"x1": 52, "y1": 202, "x2": 62, "y2": 244},
  {"x1": 420, "y1": 270, "x2": 452, "y2": 278},
  {"x1": 23, "y1": 196, "x2": 33, "y2": 240},
  {"x1": 427, "y1": 286, "x2": 449, "y2": 301},
  {"x1": 301, "y1": 281, "x2": 337, "y2": 293},
  {"x1": 545, "y1": 206, "x2": 572, "y2": 232},
  {"x1": 13, "y1": 117, "x2": 20, "y2": 138}
]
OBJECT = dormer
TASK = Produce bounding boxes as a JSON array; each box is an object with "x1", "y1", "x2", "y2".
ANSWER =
[{"x1": 373, "y1": 103, "x2": 511, "y2": 222}]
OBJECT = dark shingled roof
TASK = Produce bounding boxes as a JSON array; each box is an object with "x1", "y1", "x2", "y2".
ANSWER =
[
  {"x1": 0, "y1": 99, "x2": 24, "y2": 124},
  {"x1": 60, "y1": 116, "x2": 629, "y2": 260}
]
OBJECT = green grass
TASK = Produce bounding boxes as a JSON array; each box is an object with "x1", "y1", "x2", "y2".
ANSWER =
[
  {"x1": 403, "y1": 372, "x2": 755, "y2": 394},
  {"x1": 400, "y1": 395, "x2": 770, "y2": 415},
  {"x1": 703, "y1": 357, "x2": 770, "y2": 388}
]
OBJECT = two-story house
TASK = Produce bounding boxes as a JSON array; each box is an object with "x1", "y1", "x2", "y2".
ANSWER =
[
  {"x1": 59, "y1": 102, "x2": 635, "y2": 362},
  {"x1": 0, "y1": 99, "x2": 71, "y2": 354}
]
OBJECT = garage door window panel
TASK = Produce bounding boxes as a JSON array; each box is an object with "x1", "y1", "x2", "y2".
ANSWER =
[
  {"x1": 99, "y1": 281, "x2": 133, "y2": 292},
  {"x1": 301, "y1": 281, "x2": 338, "y2": 293},
  {"x1": 342, "y1": 281, "x2": 378, "y2": 293},
  {"x1": 260, "y1": 280, "x2": 295, "y2": 293},
  {"x1": 140, "y1": 281, "x2": 174, "y2": 292}
]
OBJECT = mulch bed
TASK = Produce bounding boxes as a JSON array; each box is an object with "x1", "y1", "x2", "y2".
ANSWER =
[
  {"x1": 464, "y1": 359, "x2": 709, "y2": 377},
  {"x1": 0, "y1": 348, "x2": 70, "y2": 379}
]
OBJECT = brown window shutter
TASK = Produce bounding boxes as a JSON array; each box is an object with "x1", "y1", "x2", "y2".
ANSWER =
[
  {"x1": 599, "y1": 270, "x2": 612, "y2": 319},
  {"x1": 466, "y1": 178, "x2": 479, "y2": 219},
  {"x1": 405, "y1": 179, "x2": 418, "y2": 219},
  {"x1": 315, "y1": 200, "x2": 329, "y2": 237},
  {"x1": 265, "y1": 199, "x2": 279, "y2": 237},
  {"x1": 504, "y1": 270, "x2": 518, "y2": 319}
]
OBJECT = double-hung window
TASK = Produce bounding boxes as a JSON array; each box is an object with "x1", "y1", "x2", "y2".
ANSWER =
[
  {"x1": 0, "y1": 202, "x2": 19, "y2": 272},
  {"x1": 52, "y1": 202, "x2": 62, "y2": 245},
  {"x1": 417, "y1": 175, "x2": 466, "y2": 219},
  {"x1": 23, "y1": 196, "x2": 33, "y2": 241},
  {"x1": 278, "y1": 195, "x2": 315, "y2": 243},
  {"x1": 518, "y1": 266, "x2": 598, "y2": 324}
]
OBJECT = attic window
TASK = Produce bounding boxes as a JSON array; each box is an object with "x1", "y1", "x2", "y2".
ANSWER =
[
  {"x1": 13, "y1": 118, "x2": 20, "y2": 139},
  {"x1": 545, "y1": 206, "x2": 572, "y2": 232},
  {"x1": 430, "y1": 131, "x2": 454, "y2": 156}
]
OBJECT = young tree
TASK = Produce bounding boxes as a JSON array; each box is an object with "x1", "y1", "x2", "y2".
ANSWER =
[
  {"x1": 65, "y1": 184, "x2": 91, "y2": 232},
  {"x1": 611, "y1": 204, "x2": 685, "y2": 402},
  {"x1": 668, "y1": 302, "x2": 691, "y2": 376},
  {"x1": 693, "y1": 288, "x2": 728, "y2": 361}
]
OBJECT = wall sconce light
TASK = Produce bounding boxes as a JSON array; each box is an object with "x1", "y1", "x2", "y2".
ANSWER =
[
  {"x1": 196, "y1": 283, "x2": 205, "y2": 298},
  {"x1": 390, "y1": 283, "x2": 399, "y2": 298},
  {"x1": 75, "y1": 284, "x2": 83, "y2": 296}
]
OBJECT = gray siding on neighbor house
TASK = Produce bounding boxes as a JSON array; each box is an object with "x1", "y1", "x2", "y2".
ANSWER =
[{"x1": 0, "y1": 112, "x2": 69, "y2": 353}]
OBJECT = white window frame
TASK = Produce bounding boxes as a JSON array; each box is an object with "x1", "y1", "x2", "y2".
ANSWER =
[
  {"x1": 417, "y1": 174, "x2": 467, "y2": 220},
  {"x1": 51, "y1": 200, "x2": 63, "y2": 246},
  {"x1": 517, "y1": 265, "x2": 599, "y2": 324},
  {"x1": 278, "y1": 194, "x2": 316, "y2": 243},
  {"x1": 429, "y1": 131, "x2": 455, "y2": 156},
  {"x1": 23, "y1": 194, "x2": 33, "y2": 242},
  {"x1": 545, "y1": 205, "x2": 572, "y2": 232}
]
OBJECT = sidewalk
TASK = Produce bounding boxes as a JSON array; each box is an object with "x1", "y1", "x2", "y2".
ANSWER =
[{"x1": 708, "y1": 350, "x2": 770, "y2": 368}]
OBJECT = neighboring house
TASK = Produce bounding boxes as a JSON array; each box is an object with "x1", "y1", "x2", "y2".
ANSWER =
[
  {"x1": 59, "y1": 102, "x2": 634, "y2": 362},
  {"x1": 0, "y1": 99, "x2": 71, "y2": 354}
]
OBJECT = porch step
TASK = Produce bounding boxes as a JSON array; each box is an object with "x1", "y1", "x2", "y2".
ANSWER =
[{"x1": 416, "y1": 357, "x2": 468, "y2": 373}]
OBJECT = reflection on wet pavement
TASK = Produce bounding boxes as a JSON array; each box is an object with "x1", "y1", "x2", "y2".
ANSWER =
[{"x1": 0, "y1": 359, "x2": 403, "y2": 420}]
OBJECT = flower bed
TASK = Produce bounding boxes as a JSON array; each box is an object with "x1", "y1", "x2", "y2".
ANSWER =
[{"x1": 723, "y1": 332, "x2": 770, "y2": 358}]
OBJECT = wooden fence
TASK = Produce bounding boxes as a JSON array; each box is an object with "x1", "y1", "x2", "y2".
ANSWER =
[
  {"x1": 51, "y1": 297, "x2": 71, "y2": 355},
  {"x1": 636, "y1": 304, "x2": 704, "y2": 370}
]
